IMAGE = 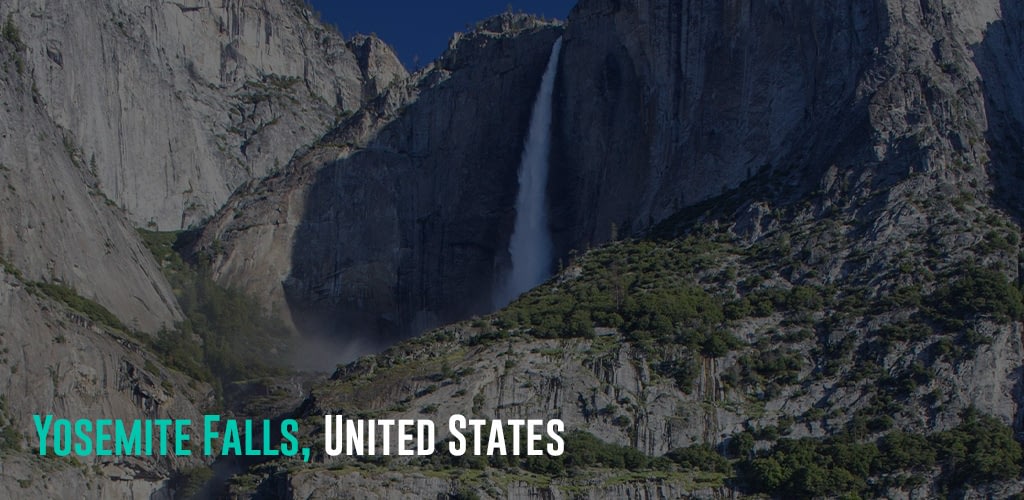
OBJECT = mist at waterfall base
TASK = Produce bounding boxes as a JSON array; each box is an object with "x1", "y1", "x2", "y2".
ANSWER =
[
  {"x1": 282, "y1": 39, "x2": 564, "y2": 370},
  {"x1": 494, "y1": 38, "x2": 563, "y2": 309},
  {"x1": 288, "y1": 331, "x2": 375, "y2": 372}
]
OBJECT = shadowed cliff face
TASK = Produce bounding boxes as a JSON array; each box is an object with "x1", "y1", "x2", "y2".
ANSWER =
[
  {"x1": 976, "y1": 0, "x2": 1024, "y2": 220},
  {"x1": 974, "y1": 0, "x2": 1024, "y2": 431},
  {"x1": 550, "y1": 0, "x2": 890, "y2": 251},
  {"x1": 549, "y1": 0, "x2": 1022, "y2": 255}
]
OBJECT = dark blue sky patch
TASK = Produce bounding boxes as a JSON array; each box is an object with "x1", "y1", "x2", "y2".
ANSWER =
[{"x1": 308, "y1": 1, "x2": 576, "y2": 69}]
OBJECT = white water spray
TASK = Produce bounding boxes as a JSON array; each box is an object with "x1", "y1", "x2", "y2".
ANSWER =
[{"x1": 494, "y1": 37, "x2": 563, "y2": 308}]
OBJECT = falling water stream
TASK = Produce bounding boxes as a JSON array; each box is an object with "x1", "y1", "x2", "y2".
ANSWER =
[{"x1": 494, "y1": 37, "x2": 563, "y2": 309}]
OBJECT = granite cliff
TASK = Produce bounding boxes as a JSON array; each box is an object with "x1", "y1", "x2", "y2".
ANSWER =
[
  {"x1": 196, "y1": 0, "x2": 1024, "y2": 498},
  {"x1": 0, "y1": 0, "x2": 406, "y2": 229},
  {"x1": 1, "y1": 0, "x2": 1023, "y2": 498},
  {"x1": 198, "y1": 0, "x2": 1024, "y2": 347},
  {"x1": 1, "y1": 23, "x2": 212, "y2": 497},
  {"x1": 0, "y1": 1, "x2": 403, "y2": 496},
  {"x1": 194, "y1": 15, "x2": 565, "y2": 343}
]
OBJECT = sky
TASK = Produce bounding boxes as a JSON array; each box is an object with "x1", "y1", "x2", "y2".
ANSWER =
[{"x1": 308, "y1": 1, "x2": 578, "y2": 69}]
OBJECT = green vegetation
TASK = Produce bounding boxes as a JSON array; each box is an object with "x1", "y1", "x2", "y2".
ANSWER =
[
  {"x1": 723, "y1": 349, "x2": 802, "y2": 396},
  {"x1": 521, "y1": 431, "x2": 656, "y2": 474},
  {"x1": 172, "y1": 465, "x2": 213, "y2": 500},
  {"x1": 428, "y1": 430, "x2": 660, "y2": 476},
  {"x1": 2, "y1": 15, "x2": 21, "y2": 47},
  {"x1": 739, "y1": 409, "x2": 1023, "y2": 497},
  {"x1": 665, "y1": 444, "x2": 731, "y2": 473},
  {"x1": 2, "y1": 14, "x2": 25, "y2": 74},
  {"x1": 930, "y1": 409, "x2": 1023, "y2": 486},
  {"x1": 926, "y1": 263, "x2": 1024, "y2": 327},
  {"x1": 0, "y1": 254, "x2": 24, "y2": 281},
  {"x1": 497, "y1": 237, "x2": 729, "y2": 344},
  {"x1": 137, "y1": 229, "x2": 292, "y2": 399},
  {"x1": 2, "y1": 247, "x2": 127, "y2": 336},
  {"x1": 28, "y1": 281, "x2": 127, "y2": 331}
]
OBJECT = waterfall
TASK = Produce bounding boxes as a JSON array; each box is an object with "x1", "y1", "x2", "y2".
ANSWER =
[{"x1": 494, "y1": 37, "x2": 563, "y2": 309}]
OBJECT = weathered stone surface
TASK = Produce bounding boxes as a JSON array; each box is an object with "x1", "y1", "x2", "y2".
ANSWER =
[
  {"x1": 0, "y1": 270, "x2": 212, "y2": 499},
  {"x1": 549, "y1": 0, "x2": 1014, "y2": 250},
  {"x1": 0, "y1": 33, "x2": 180, "y2": 332},
  {"x1": 2, "y1": 0, "x2": 1022, "y2": 497},
  {"x1": 0, "y1": 20, "x2": 211, "y2": 498},
  {"x1": 0, "y1": 0, "x2": 406, "y2": 229},
  {"x1": 273, "y1": 467, "x2": 730, "y2": 500}
]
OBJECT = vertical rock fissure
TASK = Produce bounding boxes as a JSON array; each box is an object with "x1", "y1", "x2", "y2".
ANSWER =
[{"x1": 494, "y1": 37, "x2": 563, "y2": 309}]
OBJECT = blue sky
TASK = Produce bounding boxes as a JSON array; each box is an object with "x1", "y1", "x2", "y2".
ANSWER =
[{"x1": 308, "y1": 1, "x2": 578, "y2": 69}]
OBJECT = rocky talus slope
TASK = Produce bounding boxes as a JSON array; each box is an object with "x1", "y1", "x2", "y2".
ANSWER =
[{"x1": 0, "y1": 0, "x2": 406, "y2": 229}]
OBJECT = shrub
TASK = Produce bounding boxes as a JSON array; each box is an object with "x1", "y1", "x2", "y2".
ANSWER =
[
  {"x1": 0, "y1": 396, "x2": 21, "y2": 453},
  {"x1": 173, "y1": 466, "x2": 213, "y2": 500},
  {"x1": 927, "y1": 264, "x2": 1024, "y2": 325},
  {"x1": 29, "y1": 281, "x2": 126, "y2": 331},
  {"x1": 666, "y1": 444, "x2": 731, "y2": 473},
  {"x1": 522, "y1": 431, "x2": 653, "y2": 473},
  {"x1": 654, "y1": 357, "x2": 699, "y2": 393},
  {"x1": 2, "y1": 15, "x2": 22, "y2": 47},
  {"x1": 931, "y1": 409, "x2": 1023, "y2": 487},
  {"x1": 137, "y1": 230, "x2": 290, "y2": 400},
  {"x1": 727, "y1": 349, "x2": 802, "y2": 389},
  {"x1": 875, "y1": 432, "x2": 935, "y2": 472},
  {"x1": 740, "y1": 409, "x2": 1024, "y2": 497}
]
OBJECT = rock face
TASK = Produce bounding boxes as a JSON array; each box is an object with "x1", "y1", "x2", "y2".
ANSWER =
[
  {"x1": 196, "y1": 15, "x2": 564, "y2": 344},
  {"x1": 549, "y1": 0, "x2": 1016, "y2": 248},
  {"x1": 266, "y1": 468, "x2": 728, "y2": 500},
  {"x1": 1, "y1": 24, "x2": 211, "y2": 497},
  {"x1": 0, "y1": 31, "x2": 180, "y2": 332},
  {"x1": 0, "y1": 269, "x2": 211, "y2": 499},
  {"x1": 192, "y1": 1, "x2": 1024, "y2": 497},
  {"x1": 0, "y1": 0, "x2": 1022, "y2": 498},
  {"x1": 0, "y1": 0, "x2": 406, "y2": 229},
  {"x1": 200, "y1": 0, "x2": 1024, "y2": 347}
]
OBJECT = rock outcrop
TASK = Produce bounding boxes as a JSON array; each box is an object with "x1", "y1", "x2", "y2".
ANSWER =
[
  {"x1": 0, "y1": 268, "x2": 212, "y2": 499},
  {"x1": 0, "y1": 0, "x2": 406, "y2": 229}
]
